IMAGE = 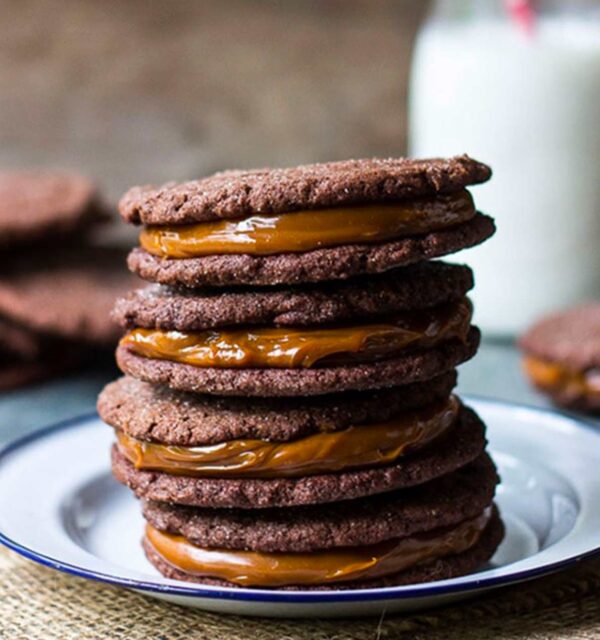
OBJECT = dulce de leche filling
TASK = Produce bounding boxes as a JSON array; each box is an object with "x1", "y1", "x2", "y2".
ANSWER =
[
  {"x1": 116, "y1": 396, "x2": 459, "y2": 478},
  {"x1": 523, "y1": 356, "x2": 600, "y2": 398},
  {"x1": 145, "y1": 507, "x2": 492, "y2": 587},
  {"x1": 120, "y1": 299, "x2": 472, "y2": 369},
  {"x1": 139, "y1": 190, "x2": 476, "y2": 258}
]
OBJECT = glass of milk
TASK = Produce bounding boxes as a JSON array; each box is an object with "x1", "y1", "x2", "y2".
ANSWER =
[{"x1": 409, "y1": 0, "x2": 600, "y2": 338}]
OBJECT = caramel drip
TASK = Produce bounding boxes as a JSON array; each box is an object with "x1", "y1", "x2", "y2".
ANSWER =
[
  {"x1": 116, "y1": 396, "x2": 459, "y2": 478},
  {"x1": 523, "y1": 356, "x2": 600, "y2": 398},
  {"x1": 139, "y1": 191, "x2": 476, "y2": 258},
  {"x1": 120, "y1": 299, "x2": 472, "y2": 369},
  {"x1": 145, "y1": 508, "x2": 492, "y2": 587}
]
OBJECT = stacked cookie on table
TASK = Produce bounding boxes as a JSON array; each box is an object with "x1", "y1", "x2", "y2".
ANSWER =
[
  {"x1": 99, "y1": 156, "x2": 504, "y2": 590},
  {"x1": 0, "y1": 171, "x2": 135, "y2": 390}
]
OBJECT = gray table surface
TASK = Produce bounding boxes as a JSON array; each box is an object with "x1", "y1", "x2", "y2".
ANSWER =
[{"x1": 0, "y1": 342, "x2": 597, "y2": 446}]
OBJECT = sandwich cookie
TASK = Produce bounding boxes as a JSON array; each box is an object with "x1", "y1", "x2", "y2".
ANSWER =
[
  {"x1": 110, "y1": 403, "x2": 487, "y2": 508},
  {"x1": 520, "y1": 303, "x2": 600, "y2": 412},
  {"x1": 120, "y1": 156, "x2": 494, "y2": 287},
  {"x1": 114, "y1": 266, "x2": 479, "y2": 396},
  {"x1": 0, "y1": 171, "x2": 107, "y2": 248},
  {"x1": 143, "y1": 508, "x2": 503, "y2": 589},
  {"x1": 140, "y1": 456, "x2": 501, "y2": 589}
]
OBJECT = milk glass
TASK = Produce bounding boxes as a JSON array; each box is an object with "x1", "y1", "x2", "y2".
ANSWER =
[{"x1": 409, "y1": 0, "x2": 600, "y2": 338}]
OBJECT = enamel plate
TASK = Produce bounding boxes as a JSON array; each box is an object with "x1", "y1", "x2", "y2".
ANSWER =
[{"x1": 0, "y1": 397, "x2": 598, "y2": 618}]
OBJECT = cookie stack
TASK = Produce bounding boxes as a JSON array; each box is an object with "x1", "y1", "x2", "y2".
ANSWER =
[
  {"x1": 0, "y1": 171, "x2": 135, "y2": 390},
  {"x1": 99, "y1": 156, "x2": 504, "y2": 589}
]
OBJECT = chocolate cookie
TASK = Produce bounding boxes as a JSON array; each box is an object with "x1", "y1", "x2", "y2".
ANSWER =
[
  {"x1": 127, "y1": 214, "x2": 494, "y2": 288},
  {"x1": 116, "y1": 327, "x2": 479, "y2": 397},
  {"x1": 142, "y1": 453, "x2": 498, "y2": 552},
  {"x1": 120, "y1": 156, "x2": 491, "y2": 225},
  {"x1": 143, "y1": 506, "x2": 503, "y2": 590},
  {"x1": 0, "y1": 171, "x2": 107, "y2": 248},
  {"x1": 114, "y1": 262, "x2": 473, "y2": 331},
  {"x1": 0, "y1": 247, "x2": 138, "y2": 346},
  {"x1": 519, "y1": 303, "x2": 600, "y2": 412},
  {"x1": 110, "y1": 404, "x2": 487, "y2": 508},
  {"x1": 99, "y1": 372, "x2": 456, "y2": 445}
]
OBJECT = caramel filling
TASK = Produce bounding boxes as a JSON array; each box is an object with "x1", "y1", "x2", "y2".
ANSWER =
[
  {"x1": 523, "y1": 356, "x2": 600, "y2": 398},
  {"x1": 139, "y1": 191, "x2": 475, "y2": 258},
  {"x1": 120, "y1": 299, "x2": 472, "y2": 369},
  {"x1": 116, "y1": 396, "x2": 459, "y2": 478},
  {"x1": 145, "y1": 508, "x2": 492, "y2": 587}
]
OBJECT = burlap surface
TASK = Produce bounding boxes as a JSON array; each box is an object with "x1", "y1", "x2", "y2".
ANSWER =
[{"x1": 0, "y1": 547, "x2": 599, "y2": 639}]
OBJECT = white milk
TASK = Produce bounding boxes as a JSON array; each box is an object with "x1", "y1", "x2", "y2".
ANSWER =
[{"x1": 409, "y1": 10, "x2": 600, "y2": 337}]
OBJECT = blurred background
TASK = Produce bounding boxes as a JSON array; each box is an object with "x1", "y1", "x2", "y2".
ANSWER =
[{"x1": 0, "y1": 0, "x2": 425, "y2": 198}]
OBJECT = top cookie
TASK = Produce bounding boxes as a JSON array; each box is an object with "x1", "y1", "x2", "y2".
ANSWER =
[
  {"x1": 119, "y1": 156, "x2": 491, "y2": 225},
  {"x1": 0, "y1": 171, "x2": 107, "y2": 248}
]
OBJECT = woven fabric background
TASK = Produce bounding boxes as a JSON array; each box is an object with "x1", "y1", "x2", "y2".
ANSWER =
[{"x1": 1, "y1": 547, "x2": 599, "y2": 639}]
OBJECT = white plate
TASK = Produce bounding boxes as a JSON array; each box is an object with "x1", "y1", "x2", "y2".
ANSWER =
[{"x1": 0, "y1": 397, "x2": 599, "y2": 619}]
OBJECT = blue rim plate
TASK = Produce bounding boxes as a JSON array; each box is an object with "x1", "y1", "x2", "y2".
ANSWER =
[{"x1": 0, "y1": 396, "x2": 599, "y2": 617}]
